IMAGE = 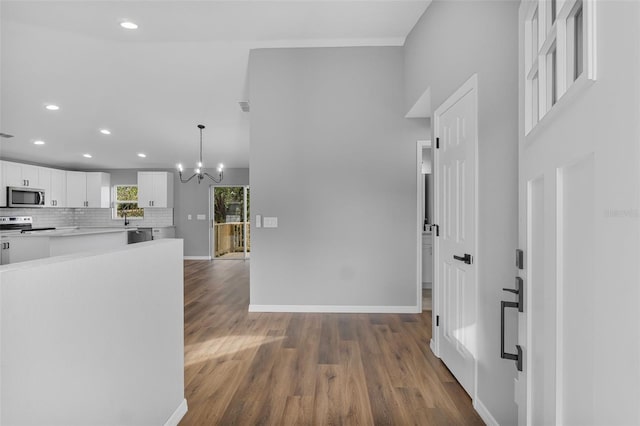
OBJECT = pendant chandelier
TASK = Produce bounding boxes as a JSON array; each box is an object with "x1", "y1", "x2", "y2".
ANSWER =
[{"x1": 177, "y1": 124, "x2": 224, "y2": 184}]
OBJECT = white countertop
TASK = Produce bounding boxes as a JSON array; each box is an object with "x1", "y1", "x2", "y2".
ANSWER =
[{"x1": 0, "y1": 227, "x2": 136, "y2": 238}]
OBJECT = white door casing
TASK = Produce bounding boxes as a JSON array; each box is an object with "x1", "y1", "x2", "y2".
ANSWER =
[
  {"x1": 433, "y1": 74, "x2": 479, "y2": 398},
  {"x1": 416, "y1": 139, "x2": 432, "y2": 314}
]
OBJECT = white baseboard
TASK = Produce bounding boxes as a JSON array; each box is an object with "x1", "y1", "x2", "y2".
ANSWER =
[
  {"x1": 473, "y1": 398, "x2": 499, "y2": 426},
  {"x1": 248, "y1": 305, "x2": 420, "y2": 313},
  {"x1": 164, "y1": 398, "x2": 188, "y2": 426},
  {"x1": 183, "y1": 256, "x2": 211, "y2": 260},
  {"x1": 429, "y1": 338, "x2": 439, "y2": 358}
]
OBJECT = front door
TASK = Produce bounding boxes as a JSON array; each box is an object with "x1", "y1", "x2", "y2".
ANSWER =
[
  {"x1": 433, "y1": 75, "x2": 478, "y2": 397},
  {"x1": 517, "y1": 1, "x2": 640, "y2": 423}
]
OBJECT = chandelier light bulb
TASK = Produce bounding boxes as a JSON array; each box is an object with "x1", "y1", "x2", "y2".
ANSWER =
[{"x1": 177, "y1": 124, "x2": 224, "y2": 184}]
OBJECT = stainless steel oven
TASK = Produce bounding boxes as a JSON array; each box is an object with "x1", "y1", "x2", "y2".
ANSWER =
[{"x1": 7, "y1": 187, "x2": 45, "y2": 207}]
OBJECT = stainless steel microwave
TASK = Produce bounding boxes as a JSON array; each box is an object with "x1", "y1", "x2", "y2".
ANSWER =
[{"x1": 7, "y1": 187, "x2": 45, "y2": 207}]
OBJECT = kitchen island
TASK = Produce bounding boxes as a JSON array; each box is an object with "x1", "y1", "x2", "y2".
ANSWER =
[{"x1": 0, "y1": 239, "x2": 187, "y2": 425}]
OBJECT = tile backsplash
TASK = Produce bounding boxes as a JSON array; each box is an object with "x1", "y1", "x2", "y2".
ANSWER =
[{"x1": 0, "y1": 208, "x2": 174, "y2": 228}]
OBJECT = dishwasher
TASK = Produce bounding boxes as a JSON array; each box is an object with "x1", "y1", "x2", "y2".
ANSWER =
[
  {"x1": 152, "y1": 227, "x2": 175, "y2": 240},
  {"x1": 127, "y1": 228, "x2": 152, "y2": 244}
]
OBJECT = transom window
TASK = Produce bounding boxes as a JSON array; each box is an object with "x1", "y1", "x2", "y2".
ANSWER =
[
  {"x1": 524, "y1": 0, "x2": 595, "y2": 134},
  {"x1": 113, "y1": 185, "x2": 144, "y2": 219}
]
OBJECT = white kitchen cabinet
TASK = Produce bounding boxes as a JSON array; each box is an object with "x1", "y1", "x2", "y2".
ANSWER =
[
  {"x1": 2, "y1": 161, "x2": 40, "y2": 188},
  {"x1": 0, "y1": 239, "x2": 8, "y2": 265},
  {"x1": 38, "y1": 167, "x2": 67, "y2": 207},
  {"x1": 0, "y1": 161, "x2": 8, "y2": 207},
  {"x1": 66, "y1": 171, "x2": 87, "y2": 207},
  {"x1": 0, "y1": 237, "x2": 50, "y2": 265},
  {"x1": 50, "y1": 168, "x2": 67, "y2": 207},
  {"x1": 422, "y1": 233, "x2": 433, "y2": 287},
  {"x1": 86, "y1": 172, "x2": 111, "y2": 208},
  {"x1": 66, "y1": 171, "x2": 110, "y2": 208},
  {"x1": 0, "y1": 161, "x2": 45, "y2": 207},
  {"x1": 137, "y1": 171, "x2": 173, "y2": 208},
  {"x1": 0, "y1": 161, "x2": 44, "y2": 207}
]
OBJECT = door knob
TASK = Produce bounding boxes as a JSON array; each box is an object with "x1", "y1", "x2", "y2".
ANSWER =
[{"x1": 453, "y1": 253, "x2": 473, "y2": 264}]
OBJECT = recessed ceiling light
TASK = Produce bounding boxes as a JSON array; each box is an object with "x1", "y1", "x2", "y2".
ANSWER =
[
  {"x1": 45, "y1": 104, "x2": 60, "y2": 111},
  {"x1": 137, "y1": 153, "x2": 146, "y2": 158},
  {"x1": 33, "y1": 140, "x2": 45, "y2": 145},
  {"x1": 120, "y1": 21, "x2": 138, "y2": 30},
  {"x1": 83, "y1": 153, "x2": 92, "y2": 158},
  {"x1": 99, "y1": 129, "x2": 111, "y2": 135}
]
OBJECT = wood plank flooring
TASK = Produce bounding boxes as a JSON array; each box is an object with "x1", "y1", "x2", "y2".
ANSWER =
[{"x1": 180, "y1": 260, "x2": 484, "y2": 425}]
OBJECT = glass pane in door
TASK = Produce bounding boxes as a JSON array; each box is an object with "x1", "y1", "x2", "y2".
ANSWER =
[
  {"x1": 213, "y1": 186, "x2": 248, "y2": 259},
  {"x1": 244, "y1": 186, "x2": 251, "y2": 259}
]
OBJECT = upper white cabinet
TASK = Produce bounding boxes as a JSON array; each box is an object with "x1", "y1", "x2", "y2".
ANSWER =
[
  {"x1": 66, "y1": 171, "x2": 87, "y2": 208},
  {"x1": 0, "y1": 161, "x2": 8, "y2": 207},
  {"x1": 1, "y1": 161, "x2": 108, "y2": 208},
  {"x1": 3, "y1": 162, "x2": 41, "y2": 188},
  {"x1": 66, "y1": 171, "x2": 111, "y2": 208},
  {"x1": 1, "y1": 161, "x2": 47, "y2": 207},
  {"x1": 137, "y1": 172, "x2": 173, "y2": 208},
  {"x1": 38, "y1": 167, "x2": 67, "y2": 207},
  {"x1": 86, "y1": 172, "x2": 111, "y2": 208}
]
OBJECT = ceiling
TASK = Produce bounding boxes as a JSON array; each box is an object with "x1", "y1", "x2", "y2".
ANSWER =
[{"x1": 0, "y1": 0, "x2": 430, "y2": 171}]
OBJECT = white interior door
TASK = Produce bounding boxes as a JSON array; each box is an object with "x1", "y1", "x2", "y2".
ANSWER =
[{"x1": 433, "y1": 75, "x2": 478, "y2": 397}]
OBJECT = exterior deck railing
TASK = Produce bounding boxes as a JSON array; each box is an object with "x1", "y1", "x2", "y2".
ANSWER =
[{"x1": 214, "y1": 222, "x2": 250, "y2": 257}]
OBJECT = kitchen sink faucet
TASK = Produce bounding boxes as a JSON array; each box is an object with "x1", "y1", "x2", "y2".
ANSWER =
[{"x1": 124, "y1": 213, "x2": 130, "y2": 227}]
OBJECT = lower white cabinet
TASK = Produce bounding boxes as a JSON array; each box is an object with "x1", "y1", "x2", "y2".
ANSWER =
[
  {"x1": 422, "y1": 233, "x2": 433, "y2": 286},
  {"x1": 0, "y1": 237, "x2": 50, "y2": 265},
  {"x1": 66, "y1": 171, "x2": 110, "y2": 208}
]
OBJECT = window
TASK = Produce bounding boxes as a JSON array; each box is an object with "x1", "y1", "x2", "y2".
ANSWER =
[
  {"x1": 572, "y1": 3, "x2": 584, "y2": 81},
  {"x1": 113, "y1": 185, "x2": 144, "y2": 219},
  {"x1": 548, "y1": 44, "x2": 557, "y2": 107},
  {"x1": 523, "y1": 0, "x2": 595, "y2": 134}
]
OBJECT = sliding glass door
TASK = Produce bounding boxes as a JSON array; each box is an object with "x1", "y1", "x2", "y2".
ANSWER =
[{"x1": 211, "y1": 186, "x2": 250, "y2": 259}]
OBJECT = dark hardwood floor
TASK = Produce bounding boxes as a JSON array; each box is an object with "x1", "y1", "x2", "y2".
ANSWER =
[{"x1": 180, "y1": 260, "x2": 484, "y2": 425}]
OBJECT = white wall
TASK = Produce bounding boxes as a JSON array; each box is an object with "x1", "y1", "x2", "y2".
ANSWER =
[
  {"x1": 249, "y1": 47, "x2": 428, "y2": 310},
  {"x1": 404, "y1": 1, "x2": 520, "y2": 424},
  {"x1": 0, "y1": 240, "x2": 186, "y2": 425}
]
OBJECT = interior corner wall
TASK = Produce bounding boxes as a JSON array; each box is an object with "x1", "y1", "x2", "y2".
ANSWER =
[
  {"x1": 173, "y1": 168, "x2": 249, "y2": 257},
  {"x1": 404, "y1": 1, "x2": 519, "y2": 424},
  {"x1": 249, "y1": 47, "x2": 428, "y2": 309}
]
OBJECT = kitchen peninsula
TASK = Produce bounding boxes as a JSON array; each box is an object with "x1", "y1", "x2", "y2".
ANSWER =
[
  {"x1": 0, "y1": 216, "x2": 136, "y2": 264},
  {"x1": 0, "y1": 239, "x2": 187, "y2": 425}
]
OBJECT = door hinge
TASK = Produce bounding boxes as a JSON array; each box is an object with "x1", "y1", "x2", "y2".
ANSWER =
[
  {"x1": 436, "y1": 315, "x2": 440, "y2": 326},
  {"x1": 431, "y1": 224, "x2": 439, "y2": 237},
  {"x1": 436, "y1": 137, "x2": 440, "y2": 149}
]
